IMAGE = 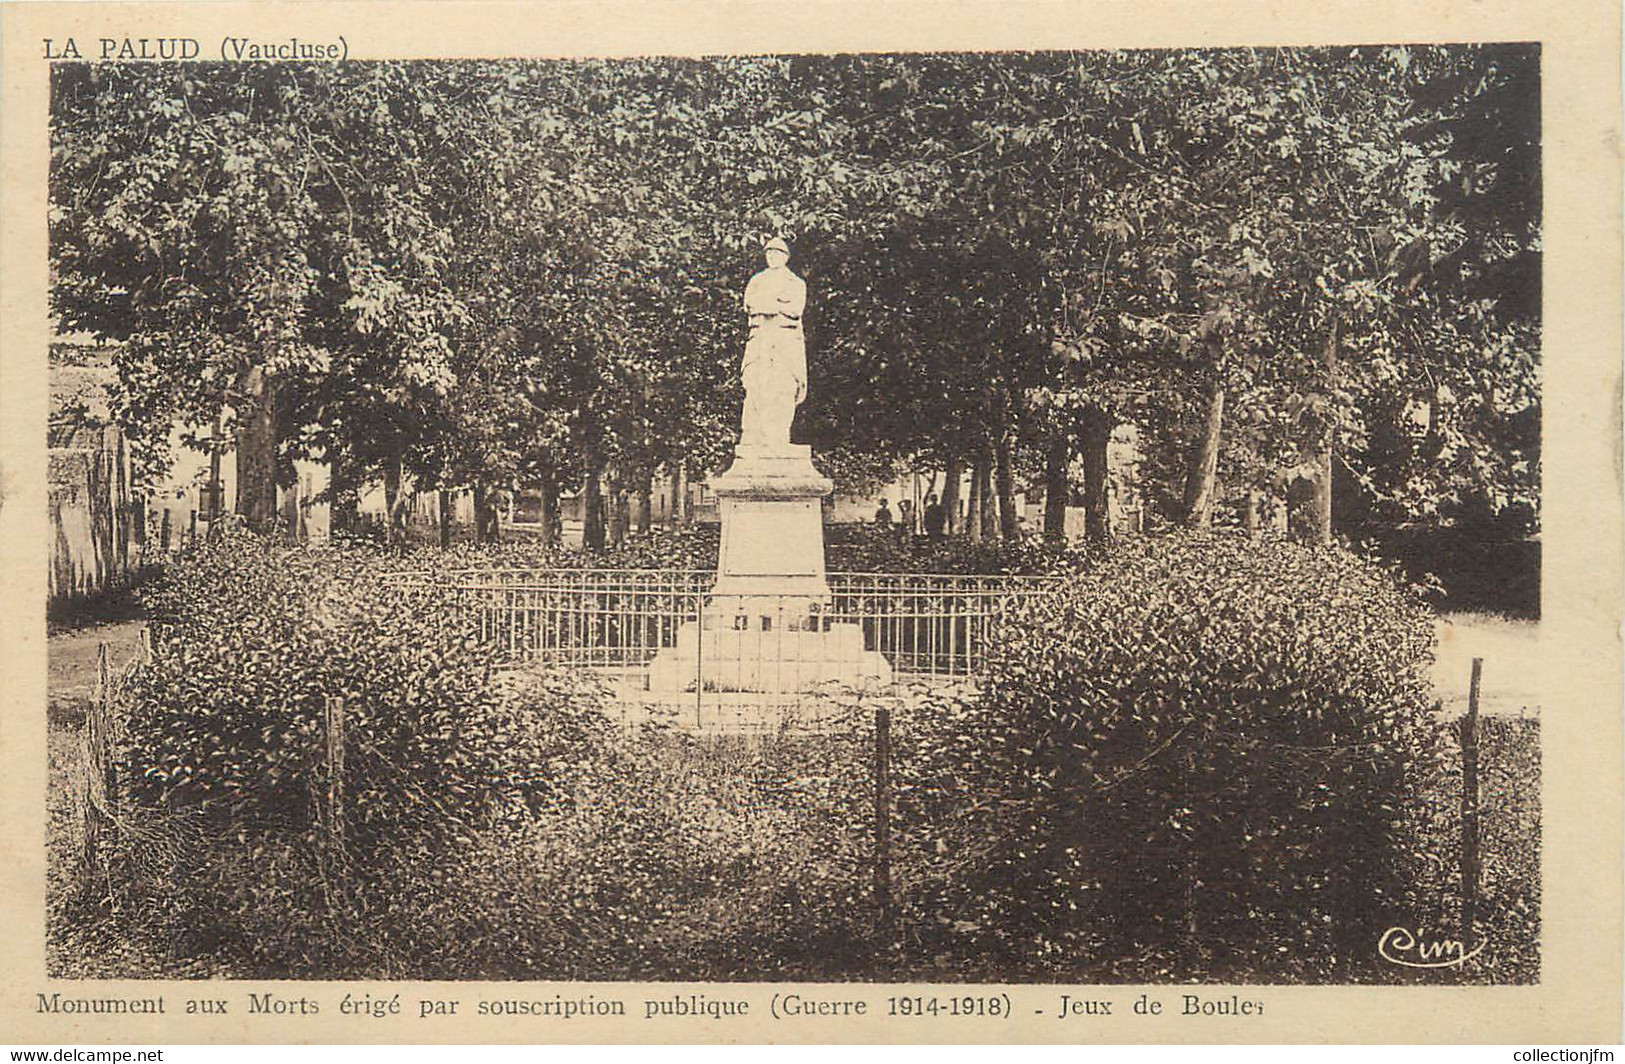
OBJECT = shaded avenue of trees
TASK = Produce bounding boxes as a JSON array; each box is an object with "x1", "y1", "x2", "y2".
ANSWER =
[{"x1": 50, "y1": 47, "x2": 1539, "y2": 550}]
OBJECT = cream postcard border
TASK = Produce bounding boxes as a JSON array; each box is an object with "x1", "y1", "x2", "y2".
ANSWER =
[{"x1": 0, "y1": 0, "x2": 1619, "y2": 1044}]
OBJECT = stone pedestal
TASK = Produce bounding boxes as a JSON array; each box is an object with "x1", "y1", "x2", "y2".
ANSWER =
[
  {"x1": 646, "y1": 443, "x2": 892, "y2": 694},
  {"x1": 644, "y1": 601, "x2": 892, "y2": 693},
  {"x1": 709, "y1": 444, "x2": 832, "y2": 599}
]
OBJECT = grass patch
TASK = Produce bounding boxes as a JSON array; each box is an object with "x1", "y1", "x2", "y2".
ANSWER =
[
  {"x1": 1389, "y1": 717, "x2": 1540, "y2": 985},
  {"x1": 47, "y1": 704, "x2": 1539, "y2": 983}
]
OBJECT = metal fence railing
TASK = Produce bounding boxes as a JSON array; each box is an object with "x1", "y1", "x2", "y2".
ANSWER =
[{"x1": 397, "y1": 567, "x2": 1058, "y2": 721}]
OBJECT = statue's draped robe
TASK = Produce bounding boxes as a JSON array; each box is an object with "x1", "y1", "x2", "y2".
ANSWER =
[{"x1": 740, "y1": 265, "x2": 807, "y2": 447}]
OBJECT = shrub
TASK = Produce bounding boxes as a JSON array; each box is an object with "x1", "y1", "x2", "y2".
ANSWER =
[
  {"x1": 102, "y1": 533, "x2": 619, "y2": 974},
  {"x1": 842, "y1": 682, "x2": 1032, "y2": 979},
  {"x1": 384, "y1": 522, "x2": 1075, "y2": 579},
  {"x1": 952, "y1": 532, "x2": 1443, "y2": 980},
  {"x1": 388, "y1": 726, "x2": 881, "y2": 980},
  {"x1": 1369, "y1": 523, "x2": 1540, "y2": 619},
  {"x1": 597, "y1": 526, "x2": 719, "y2": 571},
  {"x1": 429, "y1": 526, "x2": 723, "y2": 573},
  {"x1": 1392, "y1": 715, "x2": 1540, "y2": 985},
  {"x1": 127, "y1": 532, "x2": 610, "y2": 850},
  {"x1": 825, "y1": 522, "x2": 1084, "y2": 575},
  {"x1": 82, "y1": 528, "x2": 1460, "y2": 982}
]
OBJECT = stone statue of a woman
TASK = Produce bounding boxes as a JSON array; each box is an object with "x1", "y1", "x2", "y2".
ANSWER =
[{"x1": 739, "y1": 237, "x2": 807, "y2": 448}]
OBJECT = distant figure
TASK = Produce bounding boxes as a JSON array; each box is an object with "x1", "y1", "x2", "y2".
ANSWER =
[
  {"x1": 922, "y1": 492, "x2": 945, "y2": 543},
  {"x1": 897, "y1": 498, "x2": 915, "y2": 537},
  {"x1": 874, "y1": 499, "x2": 894, "y2": 525}
]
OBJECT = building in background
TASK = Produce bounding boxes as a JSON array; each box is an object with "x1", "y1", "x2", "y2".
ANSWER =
[
  {"x1": 48, "y1": 343, "x2": 144, "y2": 606},
  {"x1": 49, "y1": 341, "x2": 333, "y2": 597}
]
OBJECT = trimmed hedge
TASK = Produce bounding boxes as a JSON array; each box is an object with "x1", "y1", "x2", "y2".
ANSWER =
[
  {"x1": 106, "y1": 534, "x2": 616, "y2": 974},
  {"x1": 376, "y1": 521, "x2": 1077, "y2": 578},
  {"x1": 824, "y1": 522, "x2": 1083, "y2": 575},
  {"x1": 128, "y1": 532, "x2": 610, "y2": 845},
  {"x1": 923, "y1": 533, "x2": 1444, "y2": 980}
]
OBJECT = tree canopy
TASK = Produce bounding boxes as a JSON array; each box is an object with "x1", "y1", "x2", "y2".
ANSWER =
[{"x1": 49, "y1": 46, "x2": 1539, "y2": 543}]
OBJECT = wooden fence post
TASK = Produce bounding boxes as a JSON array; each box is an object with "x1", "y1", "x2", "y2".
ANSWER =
[
  {"x1": 874, "y1": 705, "x2": 893, "y2": 938},
  {"x1": 324, "y1": 695, "x2": 346, "y2": 852},
  {"x1": 694, "y1": 596, "x2": 705, "y2": 730},
  {"x1": 1460, "y1": 657, "x2": 1483, "y2": 945},
  {"x1": 80, "y1": 643, "x2": 115, "y2": 894}
]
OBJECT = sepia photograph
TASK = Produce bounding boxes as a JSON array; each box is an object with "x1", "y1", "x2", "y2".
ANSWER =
[{"x1": 36, "y1": 43, "x2": 1550, "y2": 993}]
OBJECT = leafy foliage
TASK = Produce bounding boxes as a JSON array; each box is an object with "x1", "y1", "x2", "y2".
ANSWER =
[
  {"x1": 177, "y1": 531, "x2": 1430, "y2": 983},
  {"x1": 1389, "y1": 716, "x2": 1540, "y2": 985},
  {"x1": 927, "y1": 533, "x2": 1447, "y2": 979},
  {"x1": 53, "y1": 533, "x2": 1542, "y2": 982},
  {"x1": 390, "y1": 726, "x2": 880, "y2": 979},
  {"x1": 51, "y1": 49, "x2": 1538, "y2": 551},
  {"x1": 126, "y1": 532, "x2": 609, "y2": 843},
  {"x1": 824, "y1": 522, "x2": 1082, "y2": 575},
  {"x1": 354, "y1": 520, "x2": 1076, "y2": 577}
]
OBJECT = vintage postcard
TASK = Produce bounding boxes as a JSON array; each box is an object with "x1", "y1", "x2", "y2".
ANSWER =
[{"x1": 0, "y1": 0, "x2": 1619, "y2": 1046}]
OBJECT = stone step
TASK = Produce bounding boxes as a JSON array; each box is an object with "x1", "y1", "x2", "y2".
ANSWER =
[{"x1": 647, "y1": 619, "x2": 893, "y2": 693}]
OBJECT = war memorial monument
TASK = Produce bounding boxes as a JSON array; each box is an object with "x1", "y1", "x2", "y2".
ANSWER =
[{"x1": 647, "y1": 239, "x2": 892, "y2": 695}]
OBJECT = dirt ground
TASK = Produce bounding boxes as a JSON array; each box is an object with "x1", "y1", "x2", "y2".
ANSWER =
[
  {"x1": 48, "y1": 619, "x2": 148, "y2": 708},
  {"x1": 1433, "y1": 612, "x2": 1541, "y2": 717}
]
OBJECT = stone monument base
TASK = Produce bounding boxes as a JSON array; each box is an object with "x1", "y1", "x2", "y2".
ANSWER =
[
  {"x1": 707, "y1": 443, "x2": 833, "y2": 599},
  {"x1": 645, "y1": 603, "x2": 894, "y2": 694},
  {"x1": 643, "y1": 441, "x2": 893, "y2": 697}
]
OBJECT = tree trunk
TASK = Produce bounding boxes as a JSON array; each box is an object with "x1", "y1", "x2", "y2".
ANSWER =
[
  {"x1": 438, "y1": 489, "x2": 453, "y2": 548},
  {"x1": 234, "y1": 365, "x2": 279, "y2": 532},
  {"x1": 382, "y1": 454, "x2": 407, "y2": 543},
  {"x1": 472, "y1": 484, "x2": 490, "y2": 544},
  {"x1": 1043, "y1": 433, "x2": 1069, "y2": 543},
  {"x1": 582, "y1": 463, "x2": 606, "y2": 552},
  {"x1": 539, "y1": 476, "x2": 560, "y2": 548},
  {"x1": 1311, "y1": 448, "x2": 1335, "y2": 546},
  {"x1": 977, "y1": 458, "x2": 997, "y2": 540},
  {"x1": 207, "y1": 414, "x2": 225, "y2": 521},
  {"x1": 940, "y1": 454, "x2": 961, "y2": 536},
  {"x1": 995, "y1": 431, "x2": 1019, "y2": 542},
  {"x1": 966, "y1": 458, "x2": 985, "y2": 543},
  {"x1": 669, "y1": 464, "x2": 687, "y2": 528},
  {"x1": 486, "y1": 487, "x2": 502, "y2": 542},
  {"x1": 636, "y1": 474, "x2": 653, "y2": 535},
  {"x1": 607, "y1": 485, "x2": 628, "y2": 546},
  {"x1": 471, "y1": 484, "x2": 502, "y2": 543},
  {"x1": 1080, "y1": 411, "x2": 1114, "y2": 544},
  {"x1": 1184, "y1": 380, "x2": 1225, "y2": 528},
  {"x1": 1422, "y1": 380, "x2": 1447, "y2": 462},
  {"x1": 1244, "y1": 487, "x2": 1265, "y2": 542},
  {"x1": 328, "y1": 449, "x2": 356, "y2": 535},
  {"x1": 279, "y1": 469, "x2": 302, "y2": 542}
]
